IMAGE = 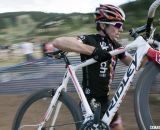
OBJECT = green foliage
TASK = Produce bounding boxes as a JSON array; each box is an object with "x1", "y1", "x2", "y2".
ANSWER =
[
  {"x1": 1, "y1": 0, "x2": 160, "y2": 44},
  {"x1": 121, "y1": 0, "x2": 160, "y2": 30}
]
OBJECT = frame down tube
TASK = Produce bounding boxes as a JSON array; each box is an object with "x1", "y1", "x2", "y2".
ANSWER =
[
  {"x1": 102, "y1": 41, "x2": 149, "y2": 125},
  {"x1": 68, "y1": 65, "x2": 93, "y2": 117}
]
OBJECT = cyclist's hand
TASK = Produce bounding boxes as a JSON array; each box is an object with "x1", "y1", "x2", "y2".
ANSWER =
[{"x1": 91, "y1": 47, "x2": 112, "y2": 62}]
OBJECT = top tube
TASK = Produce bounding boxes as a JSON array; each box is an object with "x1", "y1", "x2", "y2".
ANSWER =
[{"x1": 74, "y1": 36, "x2": 150, "y2": 71}]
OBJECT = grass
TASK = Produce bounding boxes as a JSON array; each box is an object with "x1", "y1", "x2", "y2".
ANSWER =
[{"x1": 0, "y1": 48, "x2": 42, "y2": 67}]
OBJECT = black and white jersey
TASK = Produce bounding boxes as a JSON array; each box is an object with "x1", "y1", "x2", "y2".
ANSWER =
[{"x1": 78, "y1": 34, "x2": 126, "y2": 97}]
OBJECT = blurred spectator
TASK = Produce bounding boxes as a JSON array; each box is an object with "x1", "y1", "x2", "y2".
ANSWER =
[{"x1": 21, "y1": 40, "x2": 35, "y2": 61}]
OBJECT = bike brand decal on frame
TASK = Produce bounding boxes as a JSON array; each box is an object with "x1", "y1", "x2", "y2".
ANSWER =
[{"x1": 106, "y1": 53, "x2": 137, "y2": 117}]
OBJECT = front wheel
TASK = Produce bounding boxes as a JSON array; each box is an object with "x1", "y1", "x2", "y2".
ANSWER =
[
  {"x1": 134, "y1": 62, "x2": 160, "y2": 130},
  {"x1": 12, "y1": 88, "x2": 83, "y2": 130}
]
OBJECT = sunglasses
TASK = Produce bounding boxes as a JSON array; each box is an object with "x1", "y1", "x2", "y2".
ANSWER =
[
  {"x1": 100, "y1": 21, "x2": 123, "y2": 29},
  {"x1": 112, "y1": 22, "x2": 123, "y2": 29}
]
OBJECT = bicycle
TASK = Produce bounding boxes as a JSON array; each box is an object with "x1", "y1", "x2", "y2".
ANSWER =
[{"x1": 12, "y1": 0, "x2": 160, "y2": 130}]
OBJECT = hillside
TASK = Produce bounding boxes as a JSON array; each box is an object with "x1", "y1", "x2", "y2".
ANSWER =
[
  {"x1": 121, "y1": 0, "x2": 159, "y2": 29},
  {"x1": 0, "y1": 0, "x2": 160, "y2": 44},
  {"x1": 0, "y1": 12, "x2": 95, "y2": 44}
]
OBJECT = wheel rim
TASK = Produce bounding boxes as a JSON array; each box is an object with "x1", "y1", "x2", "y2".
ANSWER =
[{"x1": 148, "y1": 72, "x2": 160, "y2": 127}]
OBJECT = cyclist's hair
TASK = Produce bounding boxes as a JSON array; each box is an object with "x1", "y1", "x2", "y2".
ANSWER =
[
  {"x1": 96, "y1": 23, "x2": 101, "y2": 31},
  {"x1": 96, "y1": 23, "x2": 109, "y2": 31}
]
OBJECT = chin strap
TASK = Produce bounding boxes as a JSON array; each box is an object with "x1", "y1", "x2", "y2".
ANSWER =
[
  {"x1": 101, "y1": 29, "x2": 112, "y2": 41},
  {"x1": 101, "y1": 29, "x2": 118, "y2": 48}
]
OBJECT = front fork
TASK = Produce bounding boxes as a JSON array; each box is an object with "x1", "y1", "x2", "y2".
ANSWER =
[{"x1": 37, "y1": 87, "x2": 64, "y2": 130}]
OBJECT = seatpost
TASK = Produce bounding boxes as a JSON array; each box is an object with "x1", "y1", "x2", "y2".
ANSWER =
[
  {"x1": 61, "y1": 53, "x2": 70, "y2": 67},
  {"x1": 51, "y1": 50, "x2": 71, "y2": 67}
]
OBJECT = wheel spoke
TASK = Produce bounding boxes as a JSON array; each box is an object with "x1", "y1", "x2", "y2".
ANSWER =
[{"x1": 12, "y1": 89, "x2": 83, "y2": 130}]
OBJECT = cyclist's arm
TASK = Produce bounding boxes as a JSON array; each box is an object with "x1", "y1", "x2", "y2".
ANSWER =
[
  {"x1": 120, "y1": 55, "x2": 133, "y2": 66},
  {"x1": 117, "y1": 49, "x2": 133, "y2": 66},
  {"x1": 50, "y1": 37, "x2": 95, "y2": 55},
  {"x1": 139, "y1": 56, "x2": 148, "y2": 68},
  {"x1": 121, "y1": 55, "x2": 148, "y2": 68}
]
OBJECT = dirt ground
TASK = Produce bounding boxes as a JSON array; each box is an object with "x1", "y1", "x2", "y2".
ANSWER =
[{"x1": 0, "y1": 90, "x2": 139, "y2": 130}]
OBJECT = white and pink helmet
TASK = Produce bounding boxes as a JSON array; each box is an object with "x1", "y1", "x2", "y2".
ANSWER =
[{"x1": 95, "y1": 4, "x2": 125, "y2": 23}]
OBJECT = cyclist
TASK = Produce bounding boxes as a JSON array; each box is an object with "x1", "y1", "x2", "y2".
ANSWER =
[{"x1": 49, "y1": 4, "x2": 132, "y2": 130}]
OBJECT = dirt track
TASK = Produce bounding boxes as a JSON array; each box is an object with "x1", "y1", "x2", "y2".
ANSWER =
[{"x1": 0, "y1": 90, "x2": 139, "y2": 130}]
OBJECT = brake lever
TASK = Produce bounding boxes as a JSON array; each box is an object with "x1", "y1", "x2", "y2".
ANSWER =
[
  {"x1": 135, "y1": 24, "x2": 147, "y2": 33},
  {"x1": 129, "y1": 25, "x2": 147, "y2": 39},
  {"x1": 129, "y1": 28, "x2": 139, "y2": 39}
]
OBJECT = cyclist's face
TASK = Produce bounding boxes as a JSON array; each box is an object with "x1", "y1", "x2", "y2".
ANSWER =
[{"x1": 105, "y1": 24, "x2": 123, "y2": 41}]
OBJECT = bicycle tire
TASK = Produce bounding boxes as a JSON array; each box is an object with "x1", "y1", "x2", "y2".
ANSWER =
[
  {"x1": 134, "y1": 62, "x2": 160, "y2": 130},
  {"x1": 12, "y1": 88, "x2": 83, "y2": 130}
]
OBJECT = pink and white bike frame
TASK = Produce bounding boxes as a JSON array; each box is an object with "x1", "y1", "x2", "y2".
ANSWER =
[
  {"x1": 38, "y1": 0, "x2": 160, "y2": 128},
  {"x1": 39, "y1": 36, "x2": 160, "y2": 129},
  {"x1": 63, "y1": 36, "x2": 159, "y2": 124}
]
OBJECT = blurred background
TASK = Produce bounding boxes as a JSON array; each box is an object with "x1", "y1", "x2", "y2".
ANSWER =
[
  {"x1": 0, "y1": 0, "x2": 159, "y2": 66},
  {"x1": 0, "y1": 0, "x2": 160, "y2": 130}
]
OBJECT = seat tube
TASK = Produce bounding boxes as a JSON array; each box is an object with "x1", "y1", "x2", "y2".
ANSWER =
[{"x1": 68, "y1": 65, "x2": 93, "y2": 116}]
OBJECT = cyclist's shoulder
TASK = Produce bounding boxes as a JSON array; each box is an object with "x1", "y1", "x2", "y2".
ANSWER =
[
  {"x1": 78, "y1": 34, "x2": 99, "y2": 45},
  {"x1": 78, "y1": 34, "x2": 98, "y2": 40}
]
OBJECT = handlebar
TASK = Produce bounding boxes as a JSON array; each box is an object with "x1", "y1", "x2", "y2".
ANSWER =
[
  {"x1": 51, "y1": 50, "x2": 63, "y2": 55},
  {"x1": 146, "y1": 0, "x2": 160, "y2": 37},
  {"x1": 148, "y1": 0, "x2": 160, "y2": 18},
  {"x1": 129, "y1": 25, "x2": 147, "y2": 39},
  {"x1": 46, "y1": 50, "x2": 71, "y2": 65},
  {"x1": 130, "y1": 0, "x2": 160, "y2": 39}
]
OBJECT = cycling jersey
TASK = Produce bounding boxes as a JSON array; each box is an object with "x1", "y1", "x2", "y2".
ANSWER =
[{"x1": 78, "y1": 34, "x2": 126, "y2": 97}]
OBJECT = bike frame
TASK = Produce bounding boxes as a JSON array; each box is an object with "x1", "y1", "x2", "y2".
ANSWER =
[{"x1": 39, "y1": 36, "x2": 160, "y2": 128}]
